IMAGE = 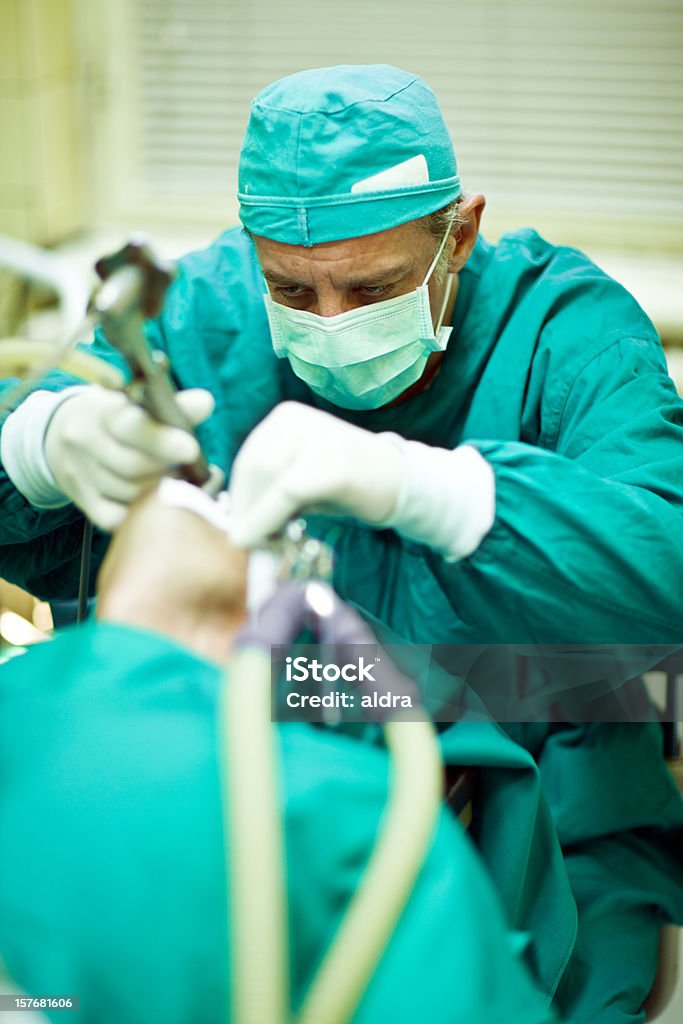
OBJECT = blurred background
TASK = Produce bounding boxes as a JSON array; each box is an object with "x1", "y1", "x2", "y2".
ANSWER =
[{"x1": 1, "y1": 0, "x2": 682, "y2": 333}]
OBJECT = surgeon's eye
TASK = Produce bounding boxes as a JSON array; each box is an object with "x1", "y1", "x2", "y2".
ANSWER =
[
  {"x1": 359, "y1": 284, "x2": 391, "y2": 297},
  {"x1": 275, "y1": 285, "x2": 307, "y2": 298}
]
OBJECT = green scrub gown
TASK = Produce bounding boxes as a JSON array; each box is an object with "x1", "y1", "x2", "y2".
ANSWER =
[
  {"x1": 1, "y1": 227, "x2": 682, "y2": 1019},
  {"x1": 0, "y1": 622, "x2": 554, "y2": 1024},
  {"x1": 3, "y1": 227, "x2": 683, "y2": 646}
]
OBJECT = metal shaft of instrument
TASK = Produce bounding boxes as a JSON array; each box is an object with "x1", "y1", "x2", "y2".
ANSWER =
[{"x1": 96, "y1": 268, "x2": 211, "y2": 488}]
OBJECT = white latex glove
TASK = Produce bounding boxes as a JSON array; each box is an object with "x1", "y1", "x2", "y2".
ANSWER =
[
  {"x1": 229, "y1": 402, "x2": 495, "y2": 561},
  {"x1": 41, "y1": 385, "x2": 214, "y2": 530},
  {"x1": 230, "y1": 402, "x2": 403, "y2": 545}
]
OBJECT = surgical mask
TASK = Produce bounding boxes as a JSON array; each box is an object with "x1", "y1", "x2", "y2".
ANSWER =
[{"x1": 263, "y1": 223, "x2": 455, "y2": 410}]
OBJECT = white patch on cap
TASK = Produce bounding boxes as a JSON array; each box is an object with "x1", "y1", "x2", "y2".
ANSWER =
[{"x1": 350, "y1": 154, "x2": 429, "y2": 194}]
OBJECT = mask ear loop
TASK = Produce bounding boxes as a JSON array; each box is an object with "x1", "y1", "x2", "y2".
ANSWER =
[
  {"x1": 434, "y1": 274, "x2": 454, "y2": 336},
  {"x1": 422, "y1": 209, "x2": 458, "y2": 336},
  {"x1": 421, "y1": 208, "x2": 458, "y2": 286}
]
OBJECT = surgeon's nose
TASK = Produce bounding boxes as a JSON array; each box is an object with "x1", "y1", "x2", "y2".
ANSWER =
[{"x1": 314, "y1": 290, "x2": 357, "y2": 318}]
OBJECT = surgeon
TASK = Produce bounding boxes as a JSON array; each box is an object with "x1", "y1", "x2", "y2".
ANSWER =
[
  {"x1": 0, "y1": 64, "x2": 683, "y2": 1021},
  {"x1": 2, "y1": 65, "x2": 683, "y2": 642},
  {"x1": 0, "y1": 482, "x2": 555, "y2": 1024}
]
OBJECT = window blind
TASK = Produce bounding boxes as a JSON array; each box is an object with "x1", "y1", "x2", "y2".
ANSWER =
[{"x1": 90, "y1": 0, "x2": 683, "y2": 254}]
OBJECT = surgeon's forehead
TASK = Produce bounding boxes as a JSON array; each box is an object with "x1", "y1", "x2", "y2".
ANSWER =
[{"x1": 252, "y1": 218, "x2": 434, "y2": 283}]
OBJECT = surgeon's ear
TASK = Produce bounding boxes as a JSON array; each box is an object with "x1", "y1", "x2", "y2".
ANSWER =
[{"x1": 448, "y1": 194, "x2": 486, "y2": 272}]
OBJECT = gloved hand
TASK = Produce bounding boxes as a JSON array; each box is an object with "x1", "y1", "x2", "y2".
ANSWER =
[
  {"x1": 43, "y1": 385, "x2": 214, "y2": 530},
  {"x1": 229, "y1": 402, "x2": 496, "y2": 561},
  {"x1": 230, "y1": 402, "x2": 403, "y2": 544}
]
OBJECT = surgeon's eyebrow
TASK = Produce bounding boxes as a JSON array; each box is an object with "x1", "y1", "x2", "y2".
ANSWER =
[
  {"x1": 345, "y1": 261, "x2": 416, "y2": 288},
  {"x1": 263, "y1": 261, "x2": 416, "y2": 289},
  {"x1": 262, "y1": 269, "x2": 306, "y2": 286}
]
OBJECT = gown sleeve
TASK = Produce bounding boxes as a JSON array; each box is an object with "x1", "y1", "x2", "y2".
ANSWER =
[
  {"x1": 434, "y1": 334, "x2": 683, "y2": 643},
  {"x1": 0, "y1": 330, "x2": 132, "y2": 597}
]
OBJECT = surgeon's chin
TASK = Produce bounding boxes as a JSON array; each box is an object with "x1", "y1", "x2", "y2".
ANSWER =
[{"x1": 386, "y1": 351, "x2": 446, "y2": 408}]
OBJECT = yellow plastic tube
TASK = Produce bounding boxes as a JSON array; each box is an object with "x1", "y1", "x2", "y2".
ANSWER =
[
  {"x1": 0, "y1": 338, "x2": 125, "y2": 390},
  {"x1": 219, "y1": 648, "x2": 289, "y2": 1024},
  {"x1": 222, "y1": 643, "x2": 443, "y2": 1024},
  {"x1": 295, "y1": 713, "x2": 443, "y2": 1024}
]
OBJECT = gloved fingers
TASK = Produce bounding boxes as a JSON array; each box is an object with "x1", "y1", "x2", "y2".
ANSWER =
[
  {"x1": 231, "y1": 479, "x2": 301, "y2": 546},
  {"x1": 174, "y1": 387, "x2": 215, "y2": 426},
  {"x1": 91, "y1": 428, "x2": 192, "y2": 482},
  {"x1": 231, "y1": 422, "x2": 346, "y2": 546},
  {"x1": 105, "y1": 402, "x2": 200, "y2": 465},
  {"x1": 85, "y1": 494, "x2": 129, "y2": 533},
  {"x1": 282, "y1": 455, "x2": 334, "y2": 505},
  {"x1": 229, "y1": 400, "x2": 403, "y2": 542},
  {"x1": 230, "y1": 417, "x2": 298, "y2": 539},
  {"x1": 231, "y1": 437, "x2": 340, "y2": 545},
  {"x1": 88, "y1": 463, "x2": 165, "y2": 505},
  {"x1": 232, "y1": 411, "x2": 299, "y2": 493},
  {"x1": 41, "y1": 385, "x2": 214, "y2": 526}
]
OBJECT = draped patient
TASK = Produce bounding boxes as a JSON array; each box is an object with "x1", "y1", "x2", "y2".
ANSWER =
[{"x1": 0, "y1": 483, "x2": 552, "y2": 1024}]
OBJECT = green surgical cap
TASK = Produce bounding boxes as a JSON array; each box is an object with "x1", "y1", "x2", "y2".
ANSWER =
[{"x1": 238, "y1": 65, "x2": 460, "y2": 246}]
